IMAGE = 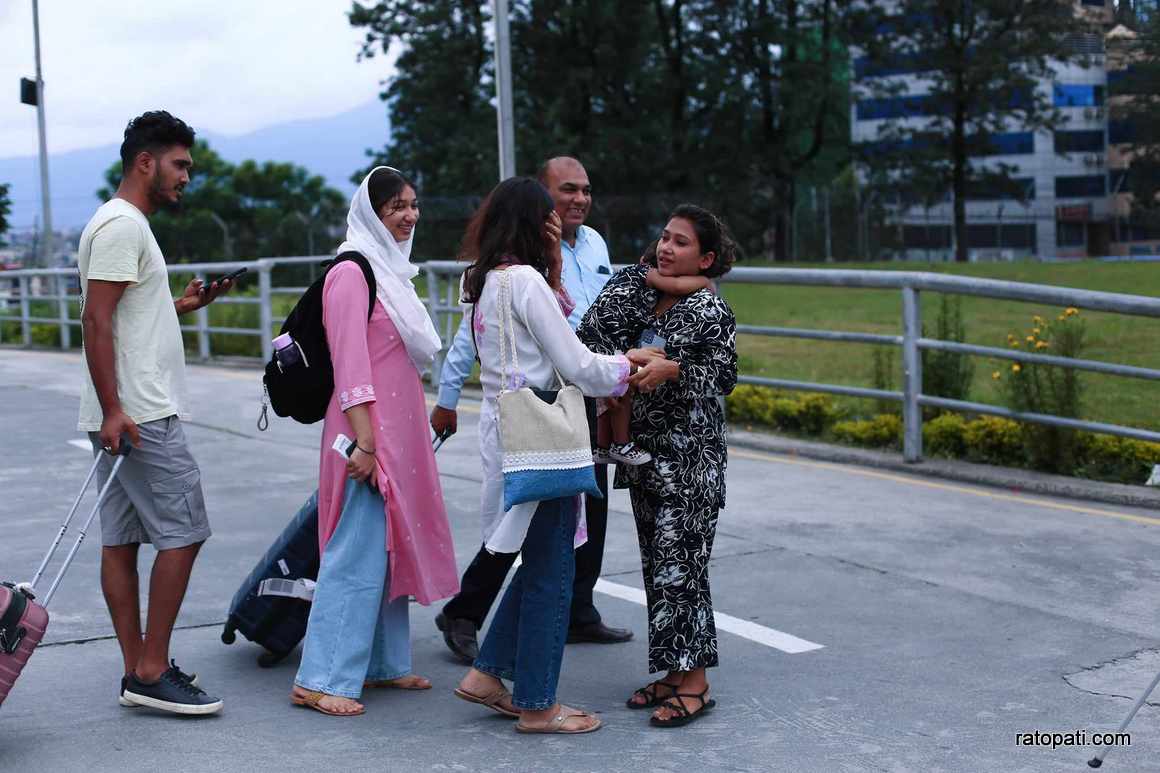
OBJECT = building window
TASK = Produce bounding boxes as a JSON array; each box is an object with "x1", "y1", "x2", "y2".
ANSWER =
[
  {"x1": 1055, "y1": 175, "x2": 1106, "y2": 198},
  {"x1": 976, "y1": 132, "x2": 1035, "y2": 156},
  {"x1": 856, "y1": 94, "x2": 939, "y2": 120},
  {"x1": 1108, "y1": 119, "x2": 1135, "y2": 144},
  {"x1": 1053, "y1": 84, "x2": 1105, "y2": 108},
  {"x1": 855, "y1": 54, "x2": 927, "y2": 79},
  {"x1": 967, "y1": 224, "x2": 1038, "y2": 250},
  {"x1": 966, "y1": 178, "x2": 1036, "y2": 201},
  {"x1": 863, "y1": 132, "x2": 1032, "y2": 157},
  {"x1": 902, "y1": 225, "x2": 952, "y2": 249},
  {"x1": 1057, "y1": 221, "x2": 1086, "y2": 247},
  {"x1": 1054, "y1": 130, "x2": 1105, "y2": 154}
]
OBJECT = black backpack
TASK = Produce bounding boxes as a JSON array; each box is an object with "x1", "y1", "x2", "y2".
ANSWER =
[{"x1": 262, "y1": 252, "x2": 376, "y2": 424}]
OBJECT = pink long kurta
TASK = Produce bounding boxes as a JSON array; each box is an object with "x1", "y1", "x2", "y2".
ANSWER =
[{"x1": 318, "y1": 261, "x2": 459, "y2": 605}]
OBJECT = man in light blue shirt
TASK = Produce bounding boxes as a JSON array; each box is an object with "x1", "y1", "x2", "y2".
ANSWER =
[{"x1": 432, "y1": 156, "x2": 633, "y2": 661}]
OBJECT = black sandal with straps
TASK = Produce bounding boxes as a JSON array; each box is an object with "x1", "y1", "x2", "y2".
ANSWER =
[
  {"x1": 649, "y1": 687, "x2": 716, "y2": 727},
  {"x1": 626, "y1": 679, "x2": 680, "y2": 710}
]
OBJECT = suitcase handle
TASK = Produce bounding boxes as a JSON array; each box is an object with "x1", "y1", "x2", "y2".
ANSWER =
[
  {"x1": 37, "y1": 448, "x2": 131, "y2": 608},
  {"x1": 27, "y1": 440, "x2": 132, "y2": 596}
]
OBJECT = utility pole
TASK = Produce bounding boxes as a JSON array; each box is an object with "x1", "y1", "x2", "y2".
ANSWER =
[
  {"x1": 492, "y1": 0, "x2": 516, "y2": 180},
  {"x1": 30, "y1": 0, "x2": 53, "y2": 266}
]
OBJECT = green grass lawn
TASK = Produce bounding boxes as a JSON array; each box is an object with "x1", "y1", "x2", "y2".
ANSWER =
[{"x1": 719, "y1": 261, "x2": 1160, "y2": 432}]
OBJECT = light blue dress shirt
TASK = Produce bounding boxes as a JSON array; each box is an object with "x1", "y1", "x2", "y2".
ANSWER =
[{"x1": 436, "y1": 224, "x2": 613, "y2": 410}]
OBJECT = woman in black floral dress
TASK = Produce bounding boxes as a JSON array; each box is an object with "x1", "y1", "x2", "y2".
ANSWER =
[{"x1": 577, "y1": 204, "x2": 737, "y2": 727}]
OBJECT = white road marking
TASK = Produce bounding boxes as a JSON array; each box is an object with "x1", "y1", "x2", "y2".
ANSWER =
[
  {"x1": 594, "y1": 578, "x2": 825, "y2": 654},
  {"x1": 67, "y1": 439, "x2": 92, "y2": 452}
]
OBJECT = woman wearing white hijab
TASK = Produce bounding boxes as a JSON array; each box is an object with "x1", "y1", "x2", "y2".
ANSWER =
[{"x1": 291, "y1": 168, "x2": 460, "y2": 717}]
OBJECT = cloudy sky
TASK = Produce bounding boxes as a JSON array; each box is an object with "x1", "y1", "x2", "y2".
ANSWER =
[{"x1": 0, "y1": 0, "x2": 393, "y2": 158}]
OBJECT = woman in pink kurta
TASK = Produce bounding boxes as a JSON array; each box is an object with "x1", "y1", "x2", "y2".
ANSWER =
[
  {"x1": 292, "y1": 167, "x2": 458, "y2": 717},
  {"x1": 316, "y1": 263, "x2": 459, "y2": 603}
]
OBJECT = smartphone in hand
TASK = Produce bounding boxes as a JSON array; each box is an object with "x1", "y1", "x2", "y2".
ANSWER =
[{"x1": 200, "y1": 267, "x2": 247, "y2": 294}]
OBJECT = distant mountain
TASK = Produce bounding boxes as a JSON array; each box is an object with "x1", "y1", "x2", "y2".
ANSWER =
[{"x1": 0, "y1": 100, "x2": 390, "y2": 231}]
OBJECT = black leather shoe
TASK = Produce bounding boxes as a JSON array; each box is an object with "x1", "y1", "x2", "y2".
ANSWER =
[
  {"x1": 567, "y1": 621, "x2": 634, "y2": 644},
  {"x1": 435, "y1": 612, "x2": 479, "y2": 663}
]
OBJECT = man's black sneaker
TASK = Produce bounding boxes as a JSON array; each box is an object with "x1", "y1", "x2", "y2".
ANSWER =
[
  {"x1": 119, "y1": 661, "x2": 199, "y2": 707},
  {"x1": 122, "y1": 667, "x2": 223, "y2": 715}
]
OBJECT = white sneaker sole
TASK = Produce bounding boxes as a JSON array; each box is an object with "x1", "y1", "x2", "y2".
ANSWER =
[
  {"x1": 122, "y1": 690, "x2": 223, "y2": 715},
  {"x1": 120, "y1": 675, "x2": 198, "y2": 707}
]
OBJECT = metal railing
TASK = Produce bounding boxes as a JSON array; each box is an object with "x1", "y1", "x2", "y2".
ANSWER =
[
  {"x1": 417, "y1": 260, "x2": 1160, "y2": 461},
  {"x1": 4, "y1": 257, "x2": 1160, "y2": 462}
]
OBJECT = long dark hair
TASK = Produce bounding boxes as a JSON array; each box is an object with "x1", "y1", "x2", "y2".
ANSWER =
[
  {"x1": 459, "y1": 177, "x2": 555, "y2": 303},
  {"x1": 667, "y1": 204, "x2": 738, "y2": 278}
]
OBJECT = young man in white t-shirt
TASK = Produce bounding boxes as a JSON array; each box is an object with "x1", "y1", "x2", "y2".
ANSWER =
[{"x1": 78, "y1": 111, "x2": 235, "y2": 715}]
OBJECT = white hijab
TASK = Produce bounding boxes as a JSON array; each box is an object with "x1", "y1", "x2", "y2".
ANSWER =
[{"x1": 338, "y1": 167, "x2": 442, "y2": 373}]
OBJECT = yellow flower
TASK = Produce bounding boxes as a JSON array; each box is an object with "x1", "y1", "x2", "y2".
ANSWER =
[
  {"x1": 992, "y1": 371, "x2": 1001, "y2": 380},
  {"x1": 1012, "y1": 363, "x2": 1022, "y2": 373},
  {"x1": 1033, "y1": 315, "x2": 1045, "y2": 326},
  {"x1": 1026, "y1": 335, "x2": 1035, "y2": 343},
  {"x1": 1065, "y1": 307, "x2": 1079, "y2": 317},
  {"x1": 1032, "y1": 327, "x2": 1041, "y2": 335},
  {"x1": 1058, "y1": 314, "x2": 1066, "y2": 321},
  {"x1": 1035, "y1": 341, "x2": 1049, "y2": 350},
  {"x1": 1009, "y1": 340, "x2": 1020, "y2": 348}
]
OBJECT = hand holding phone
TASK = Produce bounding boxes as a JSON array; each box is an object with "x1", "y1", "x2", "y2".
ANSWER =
[{"x1": 199, "y1": 267, "x2": 247, "y2": 294}]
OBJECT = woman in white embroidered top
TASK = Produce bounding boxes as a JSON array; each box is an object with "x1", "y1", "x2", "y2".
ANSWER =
[{"x1": 453, "y1": 177, "x2": 656, "y2": 735}]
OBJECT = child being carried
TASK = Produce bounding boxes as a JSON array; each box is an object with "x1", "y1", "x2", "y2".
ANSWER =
[{"x1": 593, "y1": 242, "x2": 713, "y2": 466}]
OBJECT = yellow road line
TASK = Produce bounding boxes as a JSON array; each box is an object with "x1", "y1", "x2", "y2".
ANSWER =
[{"x1": 731, "y1": 447, "x2": 1160, "y2": 527}]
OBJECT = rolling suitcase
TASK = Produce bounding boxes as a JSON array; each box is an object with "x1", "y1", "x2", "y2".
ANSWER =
[
  {"x1": 220, "y1": 430, "x2": 452, "y2": 667},
  {"x1": 220, "y1": 491, "x2": 320, "y2": 667},
  {"x1": 1, "y1": 445, "x2": 131, "y2": 707}
]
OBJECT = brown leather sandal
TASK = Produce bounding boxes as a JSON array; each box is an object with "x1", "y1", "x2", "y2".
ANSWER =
[
  {"x1": 454, "y1": 685, "x2": 520, "y2": 718},
  {"x1": 516, "y1": 706, "x2": 602, "y2": 734},
  {"x1": 290, "y1": 688, "x2": 365, "y2": 717},
  {"x1": 364, "y1": 675, "x2": 432, "y2": 690}
]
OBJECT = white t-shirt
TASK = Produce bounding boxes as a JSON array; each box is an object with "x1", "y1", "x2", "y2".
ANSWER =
[{"x1": 77, "y1": 198, "x2": 189, "y2": 431}]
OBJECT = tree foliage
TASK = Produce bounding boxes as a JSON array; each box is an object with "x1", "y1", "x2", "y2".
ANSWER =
[
  {"x1": 97, "y1": 140, "x2": 347, "y2": 262},
  {"x1": 0, "y1": 183, "x2": 10, "y2": 248},
  {"x1": 1113, "y1": 12, "x2": 1160, "y2": 228},
  {"x1": 857, "y1": 0, "x2": 1095, "y2": 261},
  {"x1": 350, "y1": 0, "x2": 855, "y2": 262}
]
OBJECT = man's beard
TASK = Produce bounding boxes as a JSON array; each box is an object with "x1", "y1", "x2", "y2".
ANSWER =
[{"x1": 148, "y1": 173, "x2": 183, "y2": 212}]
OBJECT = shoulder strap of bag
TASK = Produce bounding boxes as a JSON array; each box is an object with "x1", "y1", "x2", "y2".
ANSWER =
[
  {"x1": 497, "y1": 269, "x2": 566, "y2": 391},
  {"x1": 333, "y1": 251, "x2": 377, "y2": 322},
  {"x1": 470, "y1": 304, "x2": 481, "y2": 364}
]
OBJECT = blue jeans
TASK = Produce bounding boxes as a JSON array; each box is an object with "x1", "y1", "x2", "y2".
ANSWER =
[
  {"x1": 295, "y1": 480, "x2": 411, "y2": 698},
  {"x1": 474, "y1": 497, "x2": 577, "y2": 710}
]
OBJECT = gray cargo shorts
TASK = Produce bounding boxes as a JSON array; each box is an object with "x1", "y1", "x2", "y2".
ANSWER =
[{"x1": 88, "y1": 416, "x2": 212, "y2": 550}]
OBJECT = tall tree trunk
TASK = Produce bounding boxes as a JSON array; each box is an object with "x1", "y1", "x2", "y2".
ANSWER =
[{"x1": 952, "y1": 80, "x2": 969, "y2": 263}]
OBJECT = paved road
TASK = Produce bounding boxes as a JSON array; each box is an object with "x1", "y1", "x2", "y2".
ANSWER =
[{"x1": 2, "y1": 348, "x2": 1159, "y2": 772}]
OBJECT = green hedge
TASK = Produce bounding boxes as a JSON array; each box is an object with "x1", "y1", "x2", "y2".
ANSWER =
[{"x1": 727, "y1": 384, "x2": 1160, "y2": 486}]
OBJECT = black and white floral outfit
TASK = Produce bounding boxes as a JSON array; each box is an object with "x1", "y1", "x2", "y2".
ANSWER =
[{"x1": 577, "y1": 265, "x2": 737, "y2": 673}]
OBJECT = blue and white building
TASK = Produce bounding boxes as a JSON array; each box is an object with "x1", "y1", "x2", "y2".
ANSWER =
[{"x1": 850, "y1": 0, "x2": 1160, "y2": 260}]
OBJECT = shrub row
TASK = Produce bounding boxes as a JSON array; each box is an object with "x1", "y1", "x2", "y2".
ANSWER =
[{"x1": 726, "y1": 384, "x2": 1160, "y2": 486}]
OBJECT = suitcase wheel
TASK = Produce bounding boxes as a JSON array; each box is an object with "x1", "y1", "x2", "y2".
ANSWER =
[{"x1": 221, "y1": 627, "x2": 236, "y2": 645}]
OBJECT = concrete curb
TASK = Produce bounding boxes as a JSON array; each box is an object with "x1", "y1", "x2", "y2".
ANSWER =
[{"x1": 728, "y1": 427, "x2": 1160, "y2": 511}]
